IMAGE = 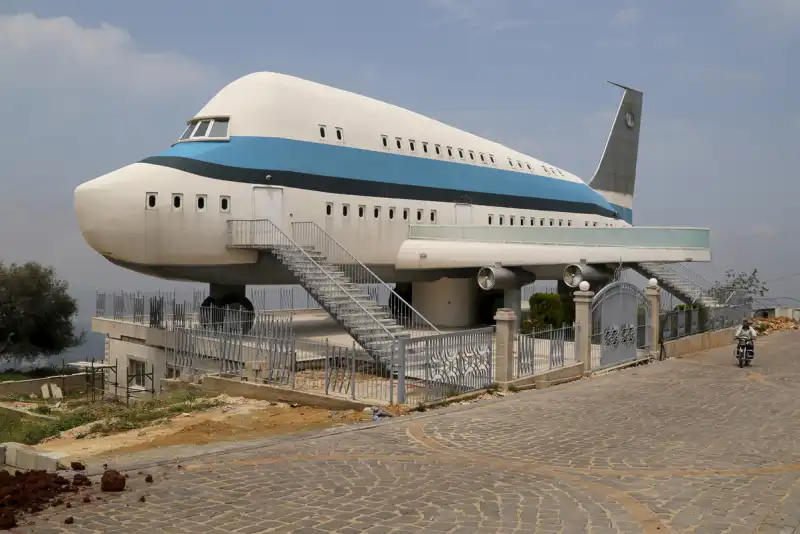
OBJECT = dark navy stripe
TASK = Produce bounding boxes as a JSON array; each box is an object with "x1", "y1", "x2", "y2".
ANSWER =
[{"x1": 141, "y1": 155, "x2": 620, "y2": 218}]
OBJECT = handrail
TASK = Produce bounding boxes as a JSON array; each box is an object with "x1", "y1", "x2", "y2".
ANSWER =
[
  {"x1": 291, "y1": 221, "x2": 439, "y2": 336},
  {"x1": 227, "y1": 220, "x2": 397, "y2": 342},
  {"x1": 652, "y1": 262, "x2": 737, "y2": 304}
]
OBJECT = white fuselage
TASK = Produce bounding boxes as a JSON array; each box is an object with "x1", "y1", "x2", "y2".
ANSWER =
[{"x1": 74, "y1": 72, "x2": 630, "y2": 286}]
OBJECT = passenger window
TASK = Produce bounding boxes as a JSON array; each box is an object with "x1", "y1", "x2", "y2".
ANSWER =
[
  {"x1": 430, "y1": 210, "x2": 437, "y2": 223},
  {"x1": 468, "y1": 150, "x2": 475, "y2": 161},
  {"x1": 403, "y1": 208, "x2": 409, "y2": 221},
  {"x1": 342, "y1": 204, "x2": 349, "y2": 217},
  {"x1": 358, "y1": 205, "x2": 365, "y2": 218},
  {"x1": 539, "y1": 218, "x2": 545, "y2": 226},
  {"x1": 396, "y1": 138, "x2": 402, "y2": 149},
  {"x1": 416, "y1": 209, "x2": 423, "y2": 222},
  {"x1": 326, "y1": 202, "x2": 333, "y2": 217},
  {"x1": 508, "y1": 159, "x2": 514, "y2": 167},
  {"x1": 549, "y1": 219, "x2": 554, "y2": 226},
  {"x1": 526, "y1": 163, "x2": 532, "y2": 170},
  {"x1": 336, "y1": 128, "x2": 344, "y2": 141},
  {"x1": 458, "y1": 149, "x2": 464, "y2": 159},
  {"x1": 319, "y1": 125, "x2": 326, "y2": 139},
  {"x1": 520, "y1": 216, "x2": 525, "y2": 225},
  {"x1": 409, "y1": 140, "x2": 416, "y2": 151},
  {"x1": 530, "y1": 218, "x2": 535, "y2": 226},
  {"x1": 567, "y1": 220, "x2": 572, "y2": 227},
  {"x1": 488, "y1": 214, "x2": 494, "y2": 225},
  {"x1": 208, "y1": 119, "x2": 229, "y2": 138},
  {"x1": 593, "y1": 222, "x2": 598, "y2": 227},
  {"x1": 374, "y1": 206, "x2": 381, "y2": 219},
  {"x1": 146, "y1": 193, "x2": 157, "y2": 209},
  {"x1": 389, "y1": 207, "x2": 395, "y2": 219},
  {"x1": 499, "y1": 215, "x2": 505, "y2": 226},
  {"x1": 172, "y1": 194, "x2": 183, "y2": 210},
  {"x1": 509, "y1": 216, "x2": 515, "y2": 226},
  {"x1": 447, "y1": 147, "x2": 453, "y2": 157},
  {"x1": 422, "y1": 142, "x2": 428, "y2": 154},
  {"x1": 435, "y1": 144, "x2": 441, "y2": 155},
  {"x1": 196, "y1": 194, "x2": 206, "y2": 211},
  {"x1": 480, "y1": 153, "x2": 485, "y2": 163},
  {"x1": 558, "y1": 219, "x2": 563, "y2": 226},
  {"x1": 193, "y1": 120, "x2": 211, "y2": 137},
  {"x1": 381, "y1": 135, "x2": 388, "y2": 148},
  {"x1": 517, "y1": 161, "x2": 523, "y2": 168},
  {"x1": 489, "y1": 155, "x2": 495, "y2": 164},
  {"x1": 220, "y1": 196, "x2": 230, "y2": 213}
]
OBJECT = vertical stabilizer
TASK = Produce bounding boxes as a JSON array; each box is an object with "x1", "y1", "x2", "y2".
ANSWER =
[{"x1": 589, "y1": 82, "x2": 643, "y2": 224}]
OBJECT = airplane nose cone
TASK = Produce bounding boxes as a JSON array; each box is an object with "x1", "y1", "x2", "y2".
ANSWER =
[{"x1": 75, "y1": 164, "x2": 146, "y2": 262}]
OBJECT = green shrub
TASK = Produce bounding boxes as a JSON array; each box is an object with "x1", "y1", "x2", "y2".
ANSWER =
[{"x1": 528, "y1": 293, "x2": 564, "y2": 329}]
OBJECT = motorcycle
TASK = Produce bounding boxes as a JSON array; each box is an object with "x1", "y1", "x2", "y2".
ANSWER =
[{"x1": 735, "y1": 335, "x2": 754, "y2": 368}]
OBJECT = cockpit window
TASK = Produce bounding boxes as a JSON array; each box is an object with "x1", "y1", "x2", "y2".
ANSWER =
[
  {"x1": 208, "y1": 118, "x2": 229, "y2": 138},
  {"x1": 193, "y1": 120, "x2": 211, "y2": 137},
  {"x1": 179, "y1": 123, "x2": 196, "y2": 140},
  {"x1": 177, "y1": 117, "x2": 230, "y2": 142}
]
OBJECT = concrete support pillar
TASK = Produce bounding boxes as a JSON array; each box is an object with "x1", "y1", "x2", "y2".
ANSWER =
[
  {"x1": 494, "y1": 308, "x2": 517, "y2": 387},
  {"x1": 573, "y1": 289, "x2": 595, "y2": 373},
  {"x1": 503, "y1": 286, "x2": 523, "y2": 331},
  {"x1": 644, "y1": 283, "x2": 661, "y2": 359},
  {"x1": 412, "y1": 278, "x2": 476, "y2": 328}
]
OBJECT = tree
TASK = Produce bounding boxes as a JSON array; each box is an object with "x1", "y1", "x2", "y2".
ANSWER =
[
  {"x1": 0, "y1": 261, "x2": 84, "y2": 358},
  {"x1": 710, "y1": 269, "x2": 769, "y2": 306}
]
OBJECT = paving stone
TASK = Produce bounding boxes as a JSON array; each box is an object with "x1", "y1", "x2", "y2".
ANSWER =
[{"x1": 16, "y1": 331, "x2": 800, "y2": 533}]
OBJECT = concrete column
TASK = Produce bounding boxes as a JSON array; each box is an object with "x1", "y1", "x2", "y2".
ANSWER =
[
  {"x1": 494, "y1": 308, "x2": 517, "y2": 387},
  {"x1": 503, "y1": 286, "x2": 523, "y2": 330},
  {"x1": 644, "y1": 283, "x2": 661, "y2": 359},
  {"x1": 573, "y1": 289, "x2": 595, "y2": 373}
]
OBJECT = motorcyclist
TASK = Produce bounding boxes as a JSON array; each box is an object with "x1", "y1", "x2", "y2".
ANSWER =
[{"x1": 734, "y1": 319, "x2": 757, "y2": 363}]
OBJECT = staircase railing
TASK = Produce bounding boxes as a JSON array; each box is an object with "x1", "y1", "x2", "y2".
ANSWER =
[
  {"x1": 292, "y1": 221, "x2": 439, "y2": 337},
  {"x1": 227, "y1": 220, "x2": 397, "y2": 342},
  {"x1": 647, "y1": 262, "x2": 734, "y2": 305}
]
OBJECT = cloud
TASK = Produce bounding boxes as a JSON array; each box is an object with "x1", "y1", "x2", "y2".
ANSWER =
[
  {"x1": 611, "y1": 5, "x2": 641, "y2": 26},
  {"x1": 0, "y1": 13, "x2": 217, "y2": 99}
]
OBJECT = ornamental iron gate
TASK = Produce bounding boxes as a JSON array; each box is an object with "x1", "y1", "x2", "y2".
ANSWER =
[{"x1": 591, "y1": 282, "x2": 651, "y2": 370}]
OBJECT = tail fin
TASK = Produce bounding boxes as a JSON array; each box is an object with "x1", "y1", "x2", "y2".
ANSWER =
[{"x1": 589, "y1": 81, "x2": 643, "y2": 224}]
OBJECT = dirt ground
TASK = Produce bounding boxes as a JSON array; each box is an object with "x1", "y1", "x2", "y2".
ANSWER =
[{"x1": 33, "y1": 395, "x2": 372, "y2": 459}]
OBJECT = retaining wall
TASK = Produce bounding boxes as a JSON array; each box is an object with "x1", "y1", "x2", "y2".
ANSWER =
[{"x1": 0, "y1": 374, "x2": 86, "y2": 398}]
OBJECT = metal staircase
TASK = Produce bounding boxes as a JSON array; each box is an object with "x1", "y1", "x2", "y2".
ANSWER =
[
  {"x1": 226, "y1": 219, "x2": 438, "y2": 367},
  {"x1": 634, "y1": 262, "x2": 722, "y2": 307}
]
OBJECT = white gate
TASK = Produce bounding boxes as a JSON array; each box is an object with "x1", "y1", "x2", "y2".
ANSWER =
[{"x1": 591, "y1": 282, "x2": 651, "y2": 369}]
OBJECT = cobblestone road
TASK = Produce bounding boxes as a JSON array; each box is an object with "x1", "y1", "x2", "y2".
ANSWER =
[{"x1": 13, "y1": 331, "x2": 800, "y2": 533}]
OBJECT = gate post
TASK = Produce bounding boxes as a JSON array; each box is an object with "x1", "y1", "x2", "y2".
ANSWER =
[
  {"x1": 494, "y1": 308, "x2": 516, "y2": 388},
  {"x1": 573, "y1": 284, "x2": 595, "y2": 373},
  {"x1": 644, "y1": 279, "x2": 661, "y2": 359}
]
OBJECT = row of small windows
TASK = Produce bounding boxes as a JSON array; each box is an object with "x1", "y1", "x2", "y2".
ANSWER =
[
  {"x1": 486, "y1": 214, "x2": 611, "y2": 228},
  {"x1": 179, "y1": 117, "x2": 230, "y2": 141},
  {"x1": 318, "y1": 125, "x2": 344, "y2": 141},
  {"x1": 146, "y1": 193, "x2": 230, "y2": 213},
  {"x1": 324, "y1": 202, "x2": 437, "y2": 223},
  {"x1": 314, "y1": 125, "x2": 567, "y2": 178},
  {"x1": 376, "y1": 135, "x2": 565, "y2": 178}
]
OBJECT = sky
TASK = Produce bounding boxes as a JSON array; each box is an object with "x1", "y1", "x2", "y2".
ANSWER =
[{"x1": 0, "y1": 0, "x2": 798, "y2": 320}]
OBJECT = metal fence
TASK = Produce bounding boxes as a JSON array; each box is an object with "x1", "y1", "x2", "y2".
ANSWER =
[
  {"x1": 660, "y1": 304, "x2": 751, "y2": 342},
  {"x1": 397, "y1": 328, "x2": 495, "y2": 404},
  {"x1": 95, "y1": 286, "x2": 395, "y2": 325},
  {"x1": 515, "y1": 324, "x2": 578, "y2": 378},
  {"x1": 163, "y1": 305, "x2": 493, "y2": 406}
]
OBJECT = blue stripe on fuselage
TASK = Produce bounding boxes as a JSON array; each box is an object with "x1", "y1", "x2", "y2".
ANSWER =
[{"x1": 158, "y1": 137, "x2": 632, "y2": 223}]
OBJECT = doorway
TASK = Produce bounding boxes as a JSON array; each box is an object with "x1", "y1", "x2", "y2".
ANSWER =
[{"x1": 455, "y1": 203, "x2": 473, "y2": 225}]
